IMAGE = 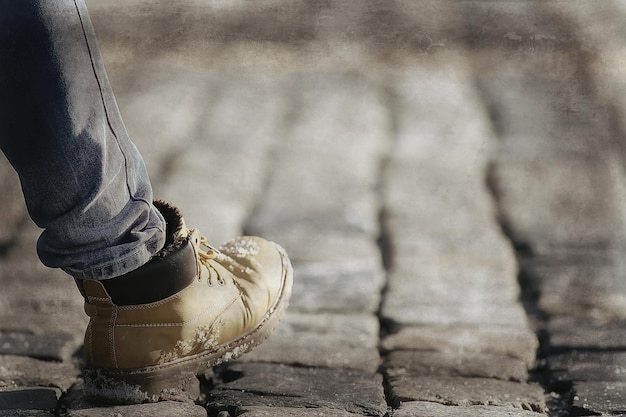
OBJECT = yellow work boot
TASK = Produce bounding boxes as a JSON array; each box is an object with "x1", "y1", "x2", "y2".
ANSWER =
[{"x1": 76, "y1": 200, "x2": 293, "y2": 404}]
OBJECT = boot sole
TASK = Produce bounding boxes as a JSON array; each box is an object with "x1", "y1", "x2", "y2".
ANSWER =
[{"x1": 83, "y1": 242, "x2": 294, "y2": 404}]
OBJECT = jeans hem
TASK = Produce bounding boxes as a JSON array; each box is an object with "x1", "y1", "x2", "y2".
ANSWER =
[{"x1": 67, "y1": 232, "x2": 165, "y2": 280}]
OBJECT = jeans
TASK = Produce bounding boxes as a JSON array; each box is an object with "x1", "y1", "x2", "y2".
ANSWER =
[{"x1": 0, "y1": 0, "x2": 166, "y2": 280}]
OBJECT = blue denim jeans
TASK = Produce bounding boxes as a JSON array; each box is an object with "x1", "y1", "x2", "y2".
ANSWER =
[{"x1": 0, "y1": 0, "x2": 166, "y2": 279}]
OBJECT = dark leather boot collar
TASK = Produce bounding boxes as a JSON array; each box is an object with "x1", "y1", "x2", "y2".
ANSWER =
[{"x1": 76, "y1": 237, "x2": 198, "y2": 306}]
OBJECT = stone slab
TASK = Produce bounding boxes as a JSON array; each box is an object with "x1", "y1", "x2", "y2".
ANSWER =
[
  {"x1": 0, "y1": 355, "x2": 80, "y2": 392},
  {"x1": 455, "y1": 0, "x2": 567, "y2": 50},
  {"x1": 265, "y1": 231, "x2": 384, "y2": 314},
  {"x1": 386, "y1": 375, "x2": 545, "y2": 412},
  {"x1": 572, "y1": 381, "x2": 626, "y2": 416},
  {"x1": 381, "y1": 325, "x2": 538, "y2": 367},
  {"x1": 547, "y1": 316, "x2": 626, "y2": 350},
  {"x1": 476, "y1": 54, "x2": 613, "y2": 156},
  {"x1": 66, "y1": 401, "x2": 207, "y2": 417},
  {"x1": 247, "y1": 152, "x2": 381, "y2": 237},
  {"x1": 207, "y1": 363, "x2": 387, "y2": 416},
  {"x1": 394, "y1": 401, "x2": 546, "y2": 417},
  {"x1": 382, "y1": 162, "x2": 493, "y2": 222},
  {"x1": 290, "y1": 260, "x2": 384, "y2": 314},
  {"x1": 382, "y1": 296, "x2": 528, "y2": 328},
  {"x1": 490, "y1": 155, "x2": 626, "y2": 252},
  {"x1": 382, "y1": 250, "x2": 527, "y2": 328},
  {"x1": 0, "y1": 332, "x2": 75, "y2": 362},
  {"x1": 241, "y1": 312, "x2": 380, "y2": 372},
  {"x1": 385, "y1": 254, "x2": 520, "y2": 307},
  {"x1": 0, "y1": 157, "x2": 27, "y2": 247},
  {"x1": 0, "y1": 388, "x2": 60, "y2": 414},
  {"x1": 384, "y1": 350, "x2": 529, "y2": 383},
  {"x1": 389, "y1": 57, "x2": 495, "y2": 168},
  {"x1": 234, "y1": 406, "x2": 365, "y2": 416},
  {"x1": 522, "y1": 252, "x2": 626, "y2": 320},
  {"x1": 382, "y1": 163, "x2": 513, "y2": 262},
  {"x1": 548, "y1": 351, "x2": 626, "y2": 383}
]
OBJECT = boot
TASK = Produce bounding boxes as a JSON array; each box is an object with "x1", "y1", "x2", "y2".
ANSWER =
[{"x1": 76, "y1": 200, "x2": 293, "y2": 404}]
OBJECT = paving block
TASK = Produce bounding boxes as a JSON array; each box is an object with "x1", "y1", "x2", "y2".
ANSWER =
[
  {"x1": 247, "y1": 151, "x2": 382, "y2": 237},
  {"x1": 246, "y1": 73, "x2": 388, "y2": 239},
  {"x1": 546, "y1": 316, "x2": 626, "y2": 350},
  {"x1": 381, "y1": 299, "x2": 527, "y2": 329},
  {"x1": 386, "y1": 374, "x2": 545, "y2": 412},
  {"x1": 385, "y1": 253, "x2": 520, "y2": 307},
  {"x1": 477, "y1": 54, "x2": 613, "y2": 157},
  {"x1": 290, "y1": 260, "x2": 384, "y2": 314},
  {"x1": 381, "y1": 325, "x2": 538, "y2": 367},
  {"x1": 386, "y1": 215, "x2": 514, "y2": 263},
  {"x1": 523, "y1": 252, "x2": 626, "y2": 319},
  {"x1": 548, "y1": 351, "x2": 626, "y2": 383},
  {"x1": 571, "y1": 381, "x2": 626, "y2": 416},
  {"x1": 0, "y1": 240, "x2": 88, "y2": 340},
  {"x1": 455, "y1": 0, "x2": 565, "y2": 50},
  {"x1": 490, "y1": 154, "x2": 626, "y2": 252},
  {"x1": 259, "y1": 230, "x2": 384, "y2": 314},
  {"x1": 260, "y1": 229, "x2": 382, "y2": 265},
  {"x1": 66, "y1": 401, "x2": 207, "y2": 417},
  {"x1": 240, "y1": 312, "x2": 380, "y2": 372},
  {"x1": 389, "y1": 55, "x2": 495, "y2": 169},
  {"x1": 0, "y1": 387, "x2": 60, "y2": 415},
  {"x1": 0, "y1": 157, "x2": 27, "y2": 247},
  {"x1": 394, "y1": 401, "x2": 546, "y2": 417},
  {"x1": 384, "y1": 350, "x2": 529, "y2": 383},
  {"x1": 234, "y1": 405, "x2": 365, "y2": 416},
  {"x1": 382, "y1": 256, "x2": 527, "y2": 328},
  {"x1": 207, "y1": 363, "x2": 387, "y2": 416},
  {"x1": 382, "y1": 162, "x2": 507, "y2": 257},
  {"x1": 0, "y1": 355, "x2": 80, "y2": 392},
  {"x1": 0, "y1": 332, "x2": 76, "y2": 362}
]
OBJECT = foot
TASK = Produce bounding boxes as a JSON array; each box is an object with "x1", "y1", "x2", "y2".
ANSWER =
[{"x1": 77, "y1": 201, "x2": 293, "y2": 404}]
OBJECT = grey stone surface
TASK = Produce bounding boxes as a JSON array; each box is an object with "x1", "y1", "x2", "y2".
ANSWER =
[
  {"x1": 66, "y1": 401, "x2": 208, "y2": 417},
  {"x1": 0, "y1": 388, "x2": 60, "y2": 415},
  {"x1": 0, "y1": 331, "x2": 75, "y2": 362},
  {"x1": 387, "y1": 375, "x2": 545, "y2": 412},
  {"x1": 234, "y1": 406, "x2": 364, "y2": 416},
  {"x1": 241, "y1": 312, "x2": 380, "y2": 372},
  {"x1": 245, "y1": 74, "x2": 388, "y2": 236},
  {"x1": 523, "y1": 252, "x2": 626, "y2": 319},
  {"x1": 208, "y1": 363, "x2": 387, "y2": 416},
  {"x1": 289, "y1": 255, "x2": 384, "y2": 314},
  {"x1": 0, "y1": 355, "x2": 79, "y2": 392},
  {"x1": 381, "y1": 325, "x2": 538, "y2": 367},
  {"x1": 456, "y1": 0, "x2": 568, "y2": 50},
  {"x1": 387, "y1": 55, "x2": 495, "y2": 170},
  {"x1": 490, "y1": 154, "x2": 626, "y2": 253},
  {"x1": 0, "y1": 158, "x2": 27, "y2": 247},
  {"x1": 476, "y1": 52, "x2": 615, "y2": 157},
  {"x1": 384, "y1": 350, "x2": 529, "y2": 383},
  {"x1": 547, "y1": 316, "x2": 626, "y2": 349},
  {"x1": 571, "y1": 381, "x2": 626, "y2": 416},
  {"x1": 394, "y1": 401, "x2": 546, "y2": 417},
  {"x1": 382, "y1": 163, "x2": 511, "y2": 261},
  {"x1": 548, "y1": 351, "x2": 626, "y2": 382}
]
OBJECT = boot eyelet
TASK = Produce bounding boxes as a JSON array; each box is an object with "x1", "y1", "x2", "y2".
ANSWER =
[{"x1": 218, "y1": 279, "x2": 225, "y2": 286}]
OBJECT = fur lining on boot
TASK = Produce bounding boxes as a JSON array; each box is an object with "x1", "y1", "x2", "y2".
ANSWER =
[{"x1": 153, "y1": 200, "x2": 189, "y2": 258}]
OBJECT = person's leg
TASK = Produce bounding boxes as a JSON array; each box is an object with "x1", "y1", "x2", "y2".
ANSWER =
[
  {"x1": 0, "y1": 0, "x2": 165, "y2": 280},
  {"x1": 0, "y1": 0, "x2": 293, "y2": 404}
]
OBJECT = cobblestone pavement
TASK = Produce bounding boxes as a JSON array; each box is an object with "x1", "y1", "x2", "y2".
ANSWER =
[{"x1": 1, "y1": 1, "x2": 626, "y2": 416}]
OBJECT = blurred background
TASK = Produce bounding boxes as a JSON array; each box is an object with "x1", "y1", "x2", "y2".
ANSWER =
[{"x1": 1, "y1": 1, "x2": 625, "y2": 415}]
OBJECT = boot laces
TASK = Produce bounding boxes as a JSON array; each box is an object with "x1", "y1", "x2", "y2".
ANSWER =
[{"x1": 195, "y1": 233, "x2": 224, "y2": 286}]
